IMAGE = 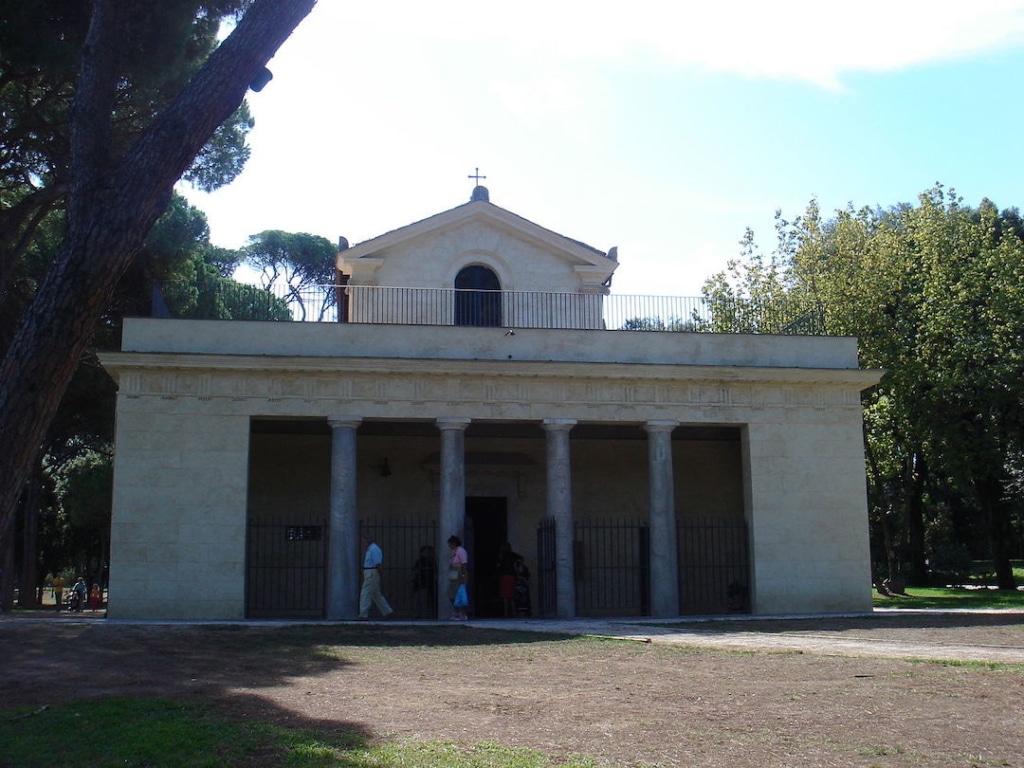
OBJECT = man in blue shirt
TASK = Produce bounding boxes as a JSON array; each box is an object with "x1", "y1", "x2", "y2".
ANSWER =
[{"x1": 358, "y1": 535, "x2": 394, "y2": 619}]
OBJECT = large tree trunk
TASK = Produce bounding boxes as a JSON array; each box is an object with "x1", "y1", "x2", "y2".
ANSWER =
[
  {"x1": 980, "y1": 477, "x2": 1017, "y2": 591},
  {"x1": 863, "y1": 423, "x2": 897, "y2": 580},
  {"x1": 0, "y1": 0, "x2": 316, "y2": 552},
  {"x1": 904, "y1": 451, "x2": 929, "y2": 585},
  {"x1": 18, "y1": 462, "x2": 42, "y2": 607}
]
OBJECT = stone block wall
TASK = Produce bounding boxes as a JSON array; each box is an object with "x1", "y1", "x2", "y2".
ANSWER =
[
  {"x1": 744, "y1": 410, "x2": 872, "y2": 613},
  {"x1": 107, "y1": 397, "x2": 250, "y2": 619}
]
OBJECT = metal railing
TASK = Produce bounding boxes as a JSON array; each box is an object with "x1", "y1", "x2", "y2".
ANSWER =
[{"x1": 160, "y1": 281, "x2": 826, "y2": 335}]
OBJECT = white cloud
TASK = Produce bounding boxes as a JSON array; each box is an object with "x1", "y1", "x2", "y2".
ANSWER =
[{"x1": 308, "y1": 0, "x2": 1024, "y2": 88}]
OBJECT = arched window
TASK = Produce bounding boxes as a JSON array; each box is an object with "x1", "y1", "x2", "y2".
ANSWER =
[{"x1": 454, "y1": 265, "x2": 502, "y2": 327}]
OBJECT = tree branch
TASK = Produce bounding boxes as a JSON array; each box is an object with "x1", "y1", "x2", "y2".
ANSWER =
[{"x1": 0, "y1": 184, "x2": 65, "y2": 298}]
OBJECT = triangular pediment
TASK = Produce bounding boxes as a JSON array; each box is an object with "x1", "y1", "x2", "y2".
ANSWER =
[{"x1": 337, "y1": 198, "x2": 618, "y2": 288}]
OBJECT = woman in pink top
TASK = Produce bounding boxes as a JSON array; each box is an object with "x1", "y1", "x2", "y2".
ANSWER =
[{"x1": 447, "y1": 535, "x2": 469, "y2": 620}]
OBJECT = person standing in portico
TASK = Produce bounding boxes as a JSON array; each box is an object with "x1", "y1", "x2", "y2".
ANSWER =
[
  {"x1": 358, "y1": 535, "x2": 393, "y2": 620},
  {"x1": 447, "y1": 535, "x2": 469, "y2": 620}
]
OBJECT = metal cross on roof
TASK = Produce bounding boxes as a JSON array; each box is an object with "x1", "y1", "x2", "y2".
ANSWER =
[{"x1": 468, "y1": 167, "x2": 487, "y2": 186}]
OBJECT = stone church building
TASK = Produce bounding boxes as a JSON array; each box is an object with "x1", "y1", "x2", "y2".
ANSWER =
[{"x1": 100, "y1": 186, "x2": 880, "y2": 620}]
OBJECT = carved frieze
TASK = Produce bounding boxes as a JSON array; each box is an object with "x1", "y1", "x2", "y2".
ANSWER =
[{"x1": 116, "y1": 364, "x2": 864, "y2": 411}]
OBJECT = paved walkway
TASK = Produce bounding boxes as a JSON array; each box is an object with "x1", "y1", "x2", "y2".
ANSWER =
[
  {"x1": 464, "y1": 615, "x2": 1024, "y2": 664},
  {"x1": 4, "y1": 609, "x2": 1022, "y2": 664}
]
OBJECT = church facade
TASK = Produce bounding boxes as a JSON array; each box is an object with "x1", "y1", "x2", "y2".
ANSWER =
[{"x1": 100, "y1": 187, "x2": 880, "y2": 620}]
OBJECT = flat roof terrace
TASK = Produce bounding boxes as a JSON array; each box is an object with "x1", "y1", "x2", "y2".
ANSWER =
[
  {"x1": 127, "y1": 283, "x2": 875, "y2": 375},
  {"x1": 119, "y1": 316, "x2": 865, "y2": 373}
]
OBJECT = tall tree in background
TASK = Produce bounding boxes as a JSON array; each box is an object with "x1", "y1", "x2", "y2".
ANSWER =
[
  {"x1": 704, "y1": 187, "x2": 1024, "y2": 588},
  {"x1": 244, "y1": 230, "x2": 337, "y2": 320},
  {"x1": 0, "y1": 0, "x2": 316, "y2": 557}
]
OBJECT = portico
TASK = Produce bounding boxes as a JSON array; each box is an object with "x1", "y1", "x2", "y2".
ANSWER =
[{"x1": 318, "y1": 413, "x2": 688, "y2": 621}]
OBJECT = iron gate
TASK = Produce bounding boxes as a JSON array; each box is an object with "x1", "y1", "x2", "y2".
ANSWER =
[
  {"x1": 359, "y1": 520, "x2": 438, "y2": 619},
  {"x1": 536, "y1": 519, "x2": 651, "y2": 617},
  {"x1": 677, "y1": 516, "x2": 751, "y2": 614},
  {"x1": 574, "y1": 520, "x2": 649, "y2": 617},
  {"x1": 246, "y1": 522, "x2": 326, "y2": 618}
]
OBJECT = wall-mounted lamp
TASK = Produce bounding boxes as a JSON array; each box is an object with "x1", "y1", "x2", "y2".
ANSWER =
[{"x1": 375, "y1": 457, "x2": 392, "y2": 478}]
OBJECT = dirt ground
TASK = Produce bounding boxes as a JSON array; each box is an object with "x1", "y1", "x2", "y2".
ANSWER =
[{"x1": 1, "y1": 616, "x2": 1023, "y2": 768}]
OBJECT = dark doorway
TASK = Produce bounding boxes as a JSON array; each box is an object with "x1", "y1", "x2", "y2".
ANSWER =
[
  {"x1": 465, "y1": 497, "x2": 508, "y2": 617},
  {"x1": 454, "y1": 265, "x2": 502, "y2": 327}
]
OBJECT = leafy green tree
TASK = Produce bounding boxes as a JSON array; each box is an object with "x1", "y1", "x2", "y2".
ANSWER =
[
  {"x1": 50, "y1": 445, "x2": 113, "y2": 589},
  {"x1": 162, "y1": 251, "x2": 293, "y2": 322},
  {"x1": 699, "y1": 224, "x2": 822, "y2": 334},
  {"x1": 706, "y1": 187, "x2": 1024, "y2": 588}
]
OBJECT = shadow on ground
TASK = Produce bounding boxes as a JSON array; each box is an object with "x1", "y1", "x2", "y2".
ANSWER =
[
  {"x1": 0, "y1": 623, "x2": 579, "y2": 765},
  {"x1": 0, "y1": 623, "x2": 572, "y2": 709}
]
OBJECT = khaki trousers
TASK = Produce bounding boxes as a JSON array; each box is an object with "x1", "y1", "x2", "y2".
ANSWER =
[{"x1": 358, "y1": 568, "x2": 393, "y2": 618}]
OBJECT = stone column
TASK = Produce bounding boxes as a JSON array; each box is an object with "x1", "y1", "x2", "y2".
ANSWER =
[
  {"x1": 646, "y1": 420, "x2": 680, "y2": 617},
  {"x1": 543, "y1": 418, "x2": 577, "y2": 618},
  {"x1": 327, "y1": 418, "x2": 361, "y2": 620},
  {"x1": 437, "y1": 417, "x2": 471, "y2": 618}
]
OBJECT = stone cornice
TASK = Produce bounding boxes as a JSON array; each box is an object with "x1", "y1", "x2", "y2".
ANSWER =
[{"x1": 97, "y1": 351, "x2": 882, "y2": 389}]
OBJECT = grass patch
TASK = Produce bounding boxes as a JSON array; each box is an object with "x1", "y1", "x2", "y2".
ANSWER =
[
  {"x1": 902, "y1": 657, "x2": 1024, "y2": 673},
  {"x1": 0, "y1": 698, "x2": 603, "y2": 768},
  {"x1": 873, "y1": 587, "x2": 1024, "y2": 610}
]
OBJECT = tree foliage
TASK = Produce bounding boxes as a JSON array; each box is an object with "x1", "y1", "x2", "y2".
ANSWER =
[
  {"x1": 0, "y1": 0, "x2": 315, "y2": 570},
  {"x1": 0, "y1": 0, "x2": 257, "y2": 296},
  {"x1": 704, "y1": 186, "x2": 1024, "y2": 588},
  {"x1": 52, "y1": 446, "x2": 112, "y2": 543}
]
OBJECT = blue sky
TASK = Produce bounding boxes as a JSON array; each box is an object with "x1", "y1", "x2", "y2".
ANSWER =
[{"x1": 181, "y1": 1, "x2": 1024, "y2": 295}]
